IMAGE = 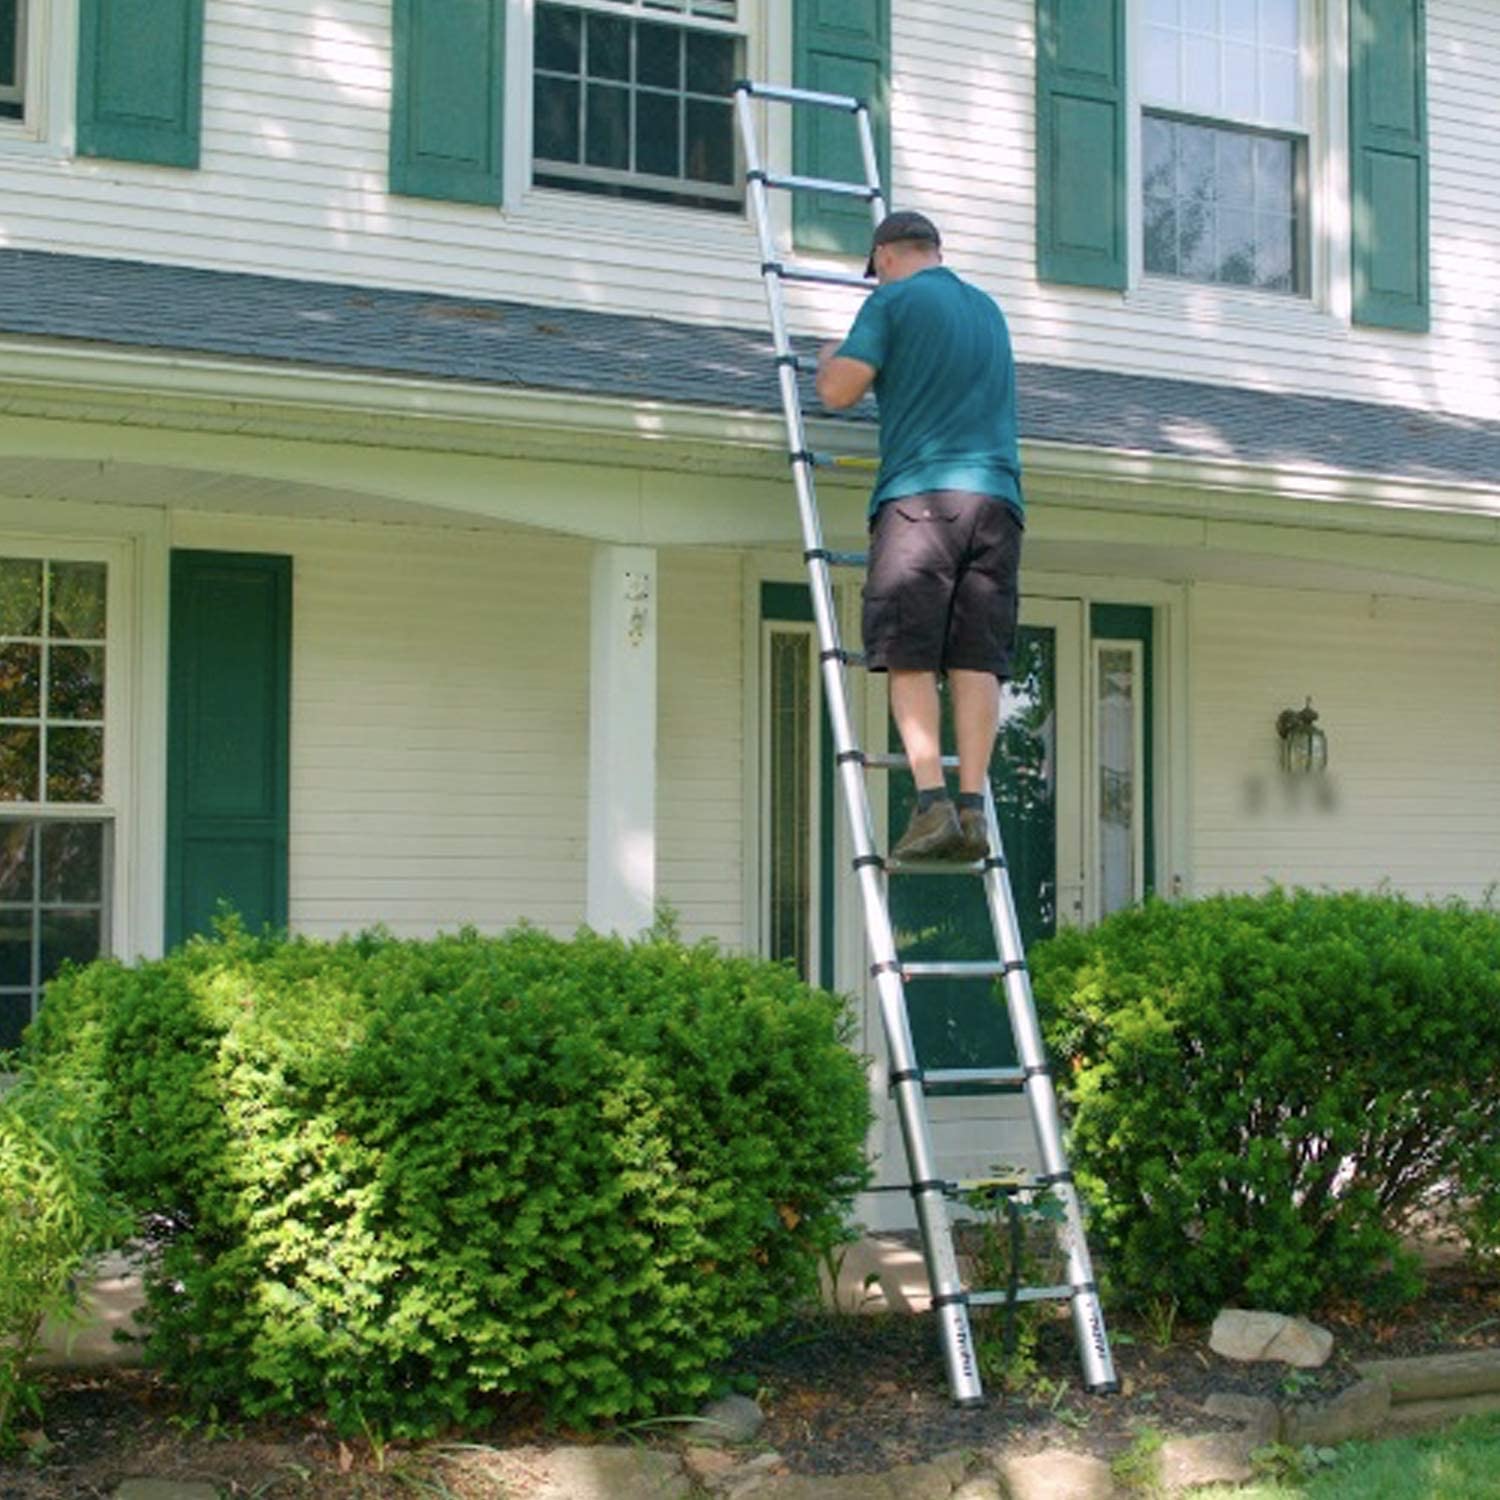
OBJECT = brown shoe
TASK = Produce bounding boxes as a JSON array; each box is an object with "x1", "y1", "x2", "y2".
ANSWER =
[
  {"x1": 891, "y1": 799, "x2": 965, "y2": 861},
  {"x1": 955, "y1": 806, "x2": 989, "y2": 863}
]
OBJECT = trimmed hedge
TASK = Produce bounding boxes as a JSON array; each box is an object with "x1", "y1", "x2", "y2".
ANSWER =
[
  {"x1": 24, "y1": 925, "x2": 871, "y2": 1436},
  {"x1": 1031, "y1": 889, "x2": 1500, "y2": 1319}
]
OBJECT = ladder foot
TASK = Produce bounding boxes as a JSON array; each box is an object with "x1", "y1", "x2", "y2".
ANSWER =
[
  {"x1": 953, "y1": 1395, "x2": 986, "y2": 1410},
  {"x1": 1089, "y1": 1380, "x2": 1122, "y2": 1396}
]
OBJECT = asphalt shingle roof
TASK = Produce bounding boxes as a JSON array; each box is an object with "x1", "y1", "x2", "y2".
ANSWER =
[{"x1": 3, "y1": 247, "x2": 1498, "y2": 490}]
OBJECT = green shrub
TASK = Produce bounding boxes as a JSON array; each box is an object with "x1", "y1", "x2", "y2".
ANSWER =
[
  {"x1": 1030, "y1": 889, "x2": 1500, "y2": 1319},
  {"x1": 0, "y1": 1063, "x2": 127, "y2": 1449},
  {"x1": 24, "y1": 925, "x2": 870, "y2": 1437}
]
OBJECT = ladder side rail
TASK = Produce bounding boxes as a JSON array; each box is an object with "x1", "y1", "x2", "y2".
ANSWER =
[
  {"x1": 854, "y1": 104, "x2": 888, "y2": 225},
  {"x1": 979, "y1": 788, "x2": 1119, "y2": 1393}
]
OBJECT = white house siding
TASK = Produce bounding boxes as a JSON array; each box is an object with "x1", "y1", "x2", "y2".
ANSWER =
[
  {"x1": 2, "y1": 3, "x2": 1499, "y2": 422},
  {"x1": 1189, "y1": 582, "x2": 1500, "y2": 903},
  {"x1": 171, "y1": 510, "x2": 593, "y2": 940},
  {"x1": 655, "y1": 549, "x2": 745, "y2": 947}
]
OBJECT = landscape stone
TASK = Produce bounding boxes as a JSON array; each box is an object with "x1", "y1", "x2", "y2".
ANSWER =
[
  {"x1": 1281, "y1": 1376, "x2": 1391, "y2": 1447},
  {"x1": 477, "y1": 1444, "x2": 691, "y2": 1499},
  {"x1": 683, "y1": 1443, "x2": 741, "y2": 1482},
  {"x1": 951, "y1": 1479, "x2": 1005, "y2": 1500},
  {"x1": 1158, "y1": 1432, "x2": 1256, "y2": 1493},
  {"x1": 1381, "y1": 1390, "x2": 1500, "y2": 1436},
  {"x1": 1354, "y1": 1349, "x2": 1500, "y2": 1403},
  {"x1": 115, "y1": 1484, "x2": 220, "y2": 1500},
  {"x1": 1209, "y1": 1309, "x2": 1334, "y2": 1368},
  {"x1": 752, "y1": 1452, "x2": 967, "y2": 1499},
  {"x1": 997, "y1": 1449, "x2": 1118, "y2": 1500},
  {"x1": 1202, "y1": 1391, "x2": 1280, "y2": 1443},
  {"x1": 699, "y1": 1392, "x2": 767, "y2": 1444}
]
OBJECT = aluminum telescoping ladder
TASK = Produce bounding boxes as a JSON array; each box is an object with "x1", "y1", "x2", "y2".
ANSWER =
[{"x1": 733, "y1": 80, "x2": 1118, "y2": 1406}]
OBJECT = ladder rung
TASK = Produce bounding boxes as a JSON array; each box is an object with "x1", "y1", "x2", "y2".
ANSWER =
[
  {"x1": 969, "y1": 1285, "x2": 1075, "y2": 1308},
  {"x1": 903, "y1": 961, "x2": 1006, "y2": 981},
  {"x1": 865, "y1": 753, "x2": 962, "y2": 771},
  {"x1": 754, "y1": 171, "x2": 882, "y2": 200},
  {"x1": 885, "y1": 858, "x2": 983, "y2": 876},
  {"x1": 736, "y1": 80, "x2": 865, "y2": 112},
  {"x1": 922, "y1": 1067, "x2": 1026, "y2": 1089},
  {"x1": 770, "y1": 263, "x2": 875, "y2": 289},
  {"x1": 823, "y1": 550, "x2": 868, "y2": 567}
]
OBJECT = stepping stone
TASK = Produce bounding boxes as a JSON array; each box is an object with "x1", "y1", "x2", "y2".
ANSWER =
[
  {"x1": 1158, "y1": 1432, "x2": 1255, "y2": 1493},
  {"x1": 479, "y1": 1445, "x2": 692, "y2": 1500},
  {"x1": 115, "y1": 1484, "x2": 220, "y2": 1500},
  {"x1": 997, "y1": 1449, "x2": 1117, "y2": 1500},
  {"x1": 699, "y1": 1392, "x2": 766, "y2": 1444},
  {"x1": 1210, "y1": 1309, "x2": 1333, "y2": 1368}
]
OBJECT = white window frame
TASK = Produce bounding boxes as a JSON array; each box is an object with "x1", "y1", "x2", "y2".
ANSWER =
[
  {"x1": 0, "y1": 0, "x2": 78, "y2": 156},
  {"x1": 1125, "y1": 0, "x2": 1353, "y2": 327},
  {"x1": 0, "y1": 535, "x2": 137, "y2": 1027}
]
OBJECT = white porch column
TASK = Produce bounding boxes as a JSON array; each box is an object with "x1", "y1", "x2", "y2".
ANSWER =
[{"x1": 587, "y1": 545, "x2": 658, "y2": 935}]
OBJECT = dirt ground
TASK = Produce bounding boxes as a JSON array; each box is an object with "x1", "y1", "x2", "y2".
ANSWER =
[{"x1": 3, "y1": 1260, "x2": 1496, "y2": 1499}]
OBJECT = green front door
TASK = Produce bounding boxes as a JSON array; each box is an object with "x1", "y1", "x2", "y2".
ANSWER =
[{"x1": 889, "y1": 600, "x2": 1083, "y2": 1081}]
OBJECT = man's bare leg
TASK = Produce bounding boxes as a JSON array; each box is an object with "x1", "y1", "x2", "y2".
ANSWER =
[
  {"x1": 950, "y1": 668, "x2": 1000, "y2": 794},
  {"x1": 888, "y1": 669, "x2": 944, "y2": 790}
]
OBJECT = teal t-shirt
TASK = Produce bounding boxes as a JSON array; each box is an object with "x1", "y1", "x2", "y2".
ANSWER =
[{"x1": 836, "y1": 265, "x2": 1022, "y2": 517}]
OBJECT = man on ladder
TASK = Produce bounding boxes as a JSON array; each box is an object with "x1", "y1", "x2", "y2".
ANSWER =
[{"x1": 815, "y1": 211, "x2": 1025, "y2": 865}]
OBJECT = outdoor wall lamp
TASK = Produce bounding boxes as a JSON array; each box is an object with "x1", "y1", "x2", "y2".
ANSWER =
[{"x1": 1276, "y1": 698, "x2": 1328, "y2": 775}]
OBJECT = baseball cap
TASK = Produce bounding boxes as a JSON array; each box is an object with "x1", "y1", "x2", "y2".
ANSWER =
[{"x1": 865, "y1": 210, "x2": 942, "y2": 277}]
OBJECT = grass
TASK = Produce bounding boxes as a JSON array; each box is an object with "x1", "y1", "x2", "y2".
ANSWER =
[{"x1": 1193, "y1": 1414, "x2": 1500, "y2": 1499}]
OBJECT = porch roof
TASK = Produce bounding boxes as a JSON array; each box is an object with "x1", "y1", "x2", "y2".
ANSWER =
[{"x1": 3, "y1": 247, "x2": 1499, "y2": 490}]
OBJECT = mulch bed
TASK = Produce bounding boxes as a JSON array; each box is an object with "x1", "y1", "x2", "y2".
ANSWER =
[{"x1": 3, "y1": 1259, "x2": 1496, "y2": 1498}]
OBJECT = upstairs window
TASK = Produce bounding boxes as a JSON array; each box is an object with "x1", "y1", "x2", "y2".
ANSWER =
[
  {"x1": 533, "y1": 0, "x2": 741, "y2": 211},
  {"x1": 1139, "y1": 0, "x2": 1309, "y2": 295},
  {"x1": 0, "y1": 0, "x2": 24, "y2": 121}
]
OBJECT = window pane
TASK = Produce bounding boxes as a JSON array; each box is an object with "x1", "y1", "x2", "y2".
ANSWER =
[
  {"x1": 1261, "y1": 51, "x2": 1299, "y2": 123},
  {"x1": 685, "y1": 30, "x2": 734, "y2": 95},
  {"x1": 0, "y1": 642, "x2": 40, "y2": 719},
  {"x1": 1184, "y1": 0, "x2": 1217, "y2": 29},
  {"x1": 0, "y1": 822, "x2": 33, "y2": 902},
  {"x1": 1144, "y1": 0, "x2": 1179, "y2": 21},
  {"x1": 1254, "y1": 135, "x2": 1294, "y2": 214},
  {"x1": 637, "y1": 22, "x2": 679, "y2": 89},
  {"x1": 46, "y1": 727, "x2": 104, "y2": 804},
  {"x1": 1224, "y1": 42, "x2": 1256, "y2": 117},
  {"x1": 49, "y1": 563, "x2": 107, "y2": 641},
  {"x1": 585, "y1": 84, "x2": 630, "y2": 169},
  {"x1": 685, "y1": 97, "x2": 733, "y2": 184},
  {"x1": 1256, "y1": 212, "x2": 1293, "y2": 289},
  {"x1": 0, "y1": 918, "x2": 31, "y2": 987},
  {"x1": 1261, "y1": 0, "x2": 1299, "y2": 50},
  {"x1": 1142, "y1": 114, "x2": 1175, "y2": 199},
  {"x1": 0, "y1": 994, "x2": 30, "y2": 1051},
  {"x1": 1143, "y1": 200, "x2": 1179, "y2": 275},
  {"x1": 49, "y1": 645, "x2": 105, "y2": 722},
  {"x1": 0, "y1": 727, "x2": 39, "y2": 802},
  {"x1": 535, "y1": 5, "x2": 581, "y2": 72},
  {"x1": 587, "y1": 12, "x2": 629, "y2": 82},
  {"x1": 1141, "y1": 26, "x2": 1180, "y2": 103},
  {"x1": 40, "y1": 821, "x2": 103, "y2": 904},
  {"x1": 636, "y1": 90, "x2": 680, "y2": 178},
  {"x1": 535, "y1": 76, "x2": 581, "y2": 162},
  {"x1": 1184, "y1": 34, "x2": 1220, "y2": 113},
  {"x1": 1219, "y1": 130, "x2": 1253, "y2": 202},
  {"x1": 0, "y1": 559, "x2": 41, "y2": 637},
  {"x1": 1097, "y1": 647, "x2": 1139, "y2": 919},
  {"x1": 0, "y1": 0, "x2": 17, "y2": 90},
  {"x1": 40, "y1": 909, "x2": 101, "y2": 982},
  {"x1": 1218, "y1": 208, "x2": 1256, "y2": 284}
]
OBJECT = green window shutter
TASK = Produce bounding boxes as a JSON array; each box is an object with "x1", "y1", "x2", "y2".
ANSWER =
[
  {"x1": 1350, "y1": 0, "x2": 1428, "y2": 331},
  {"x1": 76, "y1": 0, "x2": 204, "y2": 167},
  {"x1": 1035, "y1": 0, "x2": 1126, "y2": 289},
  {"x1": 390, "y1": 0, "x2": 504, "y2": 205},
  {"x1": 792, "y1": 0, "x2": 890, "y2": 256},
  {"x1": 166, "y1": 551, "x2": 291, "y2": 950}
]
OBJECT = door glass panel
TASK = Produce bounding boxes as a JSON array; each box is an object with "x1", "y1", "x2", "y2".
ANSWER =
[
  {"x1": 1096, "y1": 643, "x2": 1142, "y2": 918},
  {"x1": 766, "y1": 629, "x2": 814, "y2": 980},
  {"x1": 891, "y1": 626, "x2": 1056, "y2": 1076}
]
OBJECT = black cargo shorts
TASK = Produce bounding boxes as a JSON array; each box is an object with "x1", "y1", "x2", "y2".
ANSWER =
[{"x1": 861, "y1": 490, "x2": 1023, "y2": 678}]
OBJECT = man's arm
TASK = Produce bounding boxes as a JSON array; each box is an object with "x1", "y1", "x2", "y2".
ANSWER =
[{"x1": 816, "y1": 339, "x2": 877, "y2": 410}]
